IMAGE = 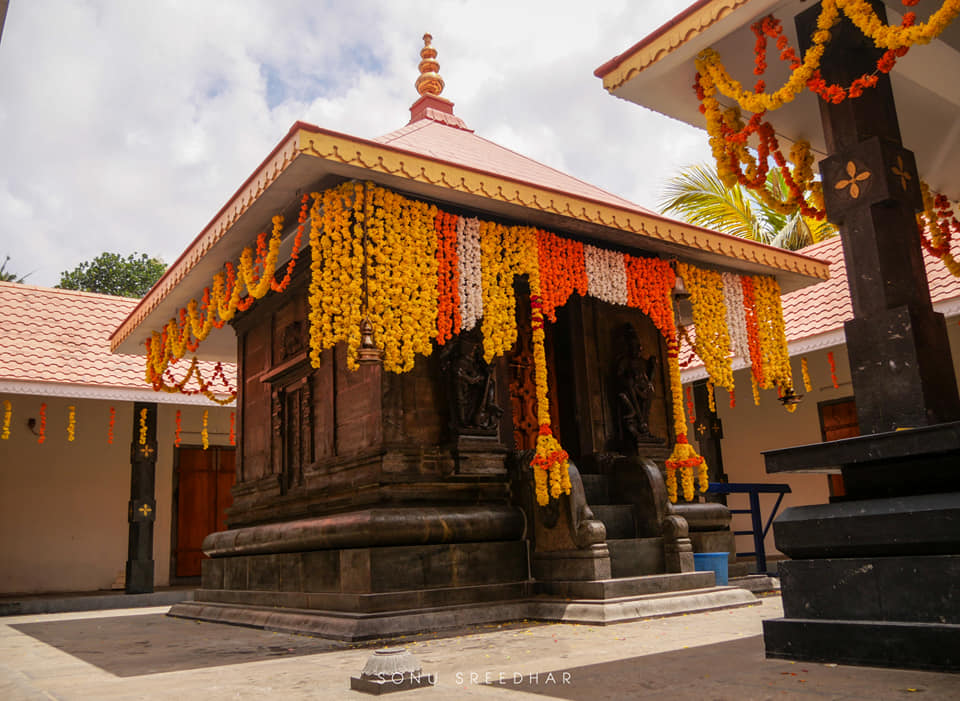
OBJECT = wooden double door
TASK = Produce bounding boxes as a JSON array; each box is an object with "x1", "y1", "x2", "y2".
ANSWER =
[{"x1": 174, "y1": 446, "x2": 236, "y2": 578}]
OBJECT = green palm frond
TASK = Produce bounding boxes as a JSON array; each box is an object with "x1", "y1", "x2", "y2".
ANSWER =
[{"x1": 658, "y1": 164, "x2": 769, "y2": 243}]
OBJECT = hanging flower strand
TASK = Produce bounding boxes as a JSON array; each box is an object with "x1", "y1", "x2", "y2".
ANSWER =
[
  {"x1": 138, "y1": 408, "x2": 148, "y2": 445},
  {"x1": 229, "y1": 411, "x2": 236, "y2": 446},
  {"x1": 201, "y1": 410, "x2": 209, "y2": 451},
  {"x1": 108, "y1": 406, "x2": 116, "y2": 445},
  {"x1": 38, "y1": 403, "x2": 47, "y2": 445},
  {"x1": 174, "y1": 410, "x2": 182, "y2": 448},
  {"x1": 2, "y1": 400, "x2": 11, "y2": 440},
  {"x1": 67, "y1": 405, "x2": 76, "y2": 442}
]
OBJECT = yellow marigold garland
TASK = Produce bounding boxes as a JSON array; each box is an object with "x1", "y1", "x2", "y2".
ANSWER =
[
  {"x1": 1, "y1": 400, "x2": 11, "y2": 440},
  {"x1": 67, "y1": 405, "x2": 76, "y2": 442},
  {"x1": 201, "y1": 409, "x2": 209, "y2": 450},
  {"x1": 677, "y1": 263, "x2": 735, "y2": 396},
  {"x1": 801, "y1": 356, "x2": 813, "y2": 393},
  {"x1": 138, "y1": 407, "x2": 148, "y2": 445},
  {"x1": 665, "y1": 334, "x2": 709, "y2": 503},
  {"x1": 753, "y1": 275, "x2": 795, "y2": 398},
  {"x1": 479, "y1": 221, "x2": 526, "y2": 363}
]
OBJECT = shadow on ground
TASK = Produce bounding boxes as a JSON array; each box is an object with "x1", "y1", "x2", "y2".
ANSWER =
[
  {"x1": 10, "y1": 613, "x2": 544, "y2": 678},
  {"x1": 488, "y1": 636, "x2": 958, "y2": 701}
]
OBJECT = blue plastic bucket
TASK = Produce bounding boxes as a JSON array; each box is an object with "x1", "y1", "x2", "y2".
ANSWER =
[{"x1": 693, "y1": 552, "x2": 729, "y2": 586}]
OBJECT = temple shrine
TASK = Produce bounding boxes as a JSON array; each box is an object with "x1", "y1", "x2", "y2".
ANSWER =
[{"x1": 111, "y1": 34, "x2": 829, "y2": 639}]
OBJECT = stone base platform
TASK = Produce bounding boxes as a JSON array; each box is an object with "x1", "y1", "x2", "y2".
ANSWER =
[
  {"x1": 168, "y1": 579, "x2": 757, "y2": 641},
  {"x1": 763, "y1": 618, "x2": 960, "y2": 672}
]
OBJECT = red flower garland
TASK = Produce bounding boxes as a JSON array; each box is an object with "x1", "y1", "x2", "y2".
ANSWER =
[
  {"x1": 229, "y1": 411, "x2": 236, "y2": 446},
  {"x1": 108, "y1": 406, "x2": 115, "y2": 445},
  {"x1": 536, "y1": 229, "x2": 587, "y2": 322},
  {"x1": 435, "y1": 211, "x2": 461, "y2": 345},
  {"x1": 741, "y1": 275, "x2": 765, "y2": 391},
  {"x1": 174, "y1": 409, "x2": 182, "y2": 447},
  {"x1": 828, "y1": 351, "x2": 840, "y2": 389}
]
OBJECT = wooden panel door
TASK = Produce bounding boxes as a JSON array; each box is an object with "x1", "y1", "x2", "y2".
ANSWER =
[
  {"x1": 175, "y1": 447, "x2": 235, "y2": 577},
  {"x1": 819, "y1": 398, "x2": 858, "y2": 498}
]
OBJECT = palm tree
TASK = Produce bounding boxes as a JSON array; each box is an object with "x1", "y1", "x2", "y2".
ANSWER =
[
  {"x1": 658, "y1": 164, "x2": 836, "y2": 251},
  {"x1": 0, "y1": 255, "x2": 31, "y2": 283}
]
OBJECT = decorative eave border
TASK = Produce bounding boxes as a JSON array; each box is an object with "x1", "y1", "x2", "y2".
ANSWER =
[
  {"x1": 295, "y1": 128, "x2": 831, "y2": 277},
  {"x1": 0, "y1": 380, "x2": 235, "y2": 406},
  {"x1": 595, "y1": 0, "x2": 752, "y2": 92}
]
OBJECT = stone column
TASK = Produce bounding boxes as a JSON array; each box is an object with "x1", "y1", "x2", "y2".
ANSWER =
[
  {"x1": 797, "y1": 0, "x2": 960, "y2": 435},
  {"x1": 126, "y1": 401, "x2": 157, "y2": 594}
]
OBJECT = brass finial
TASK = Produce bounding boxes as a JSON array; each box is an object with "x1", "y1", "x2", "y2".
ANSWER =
[{"x1": 415, "y1": 33, "x2": 445, "y2": 97}]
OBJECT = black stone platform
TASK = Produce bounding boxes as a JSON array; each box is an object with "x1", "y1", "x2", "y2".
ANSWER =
[{"x1": 762, "y1": 423, "x2": 960, "y2": 671}]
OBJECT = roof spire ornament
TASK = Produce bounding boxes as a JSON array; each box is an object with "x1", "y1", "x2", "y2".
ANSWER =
[{"x1": 415, "y1": 33, "x2": 445, "y2": 97}]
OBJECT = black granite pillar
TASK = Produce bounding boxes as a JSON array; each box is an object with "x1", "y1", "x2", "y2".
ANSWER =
[
  {"x1": 798, "y1": 0, "x2": 960, "y2": 435},
  {"x1": 126, "y1": 401, "x2": 157, "y2": 594}
]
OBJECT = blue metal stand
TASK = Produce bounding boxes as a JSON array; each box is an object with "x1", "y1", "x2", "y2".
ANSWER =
[{"x1": 707, "y1": 482, "x2": 791, "y2": 574}]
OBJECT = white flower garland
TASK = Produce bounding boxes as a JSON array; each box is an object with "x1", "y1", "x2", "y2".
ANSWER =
[
  {"x1": 584, "y1": 244, "x2": 628, "y2": 306},
  {"x1": 723, "y1": 271, "x2": 749, "y2": 360},
  {"x1": 458, "y1": 217, "x2": 483, "y2": 331}
]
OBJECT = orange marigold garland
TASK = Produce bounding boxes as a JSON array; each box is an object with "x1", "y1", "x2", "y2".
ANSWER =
[
  {"x1": 229, "y1": 411, "x2": 236, "y2": 446},
  {"x1": 201, "y1": 410, "x2": 209, "y2": 451},
  {"x1": 828, "y1": 351, "x2": 840, "y2": 388},
  {"x1": 536, "y1": 229, "x2": 587, "y2": 322},
  {"x1": 435, "y1": 210, "x2": 461, "y2": 345},
  {"x1": 38, "y1": 402, "x2": 46, "y2": 445},
  {"x1": 174, "y1": 409, "x2": 182, "y2": 448},
  {"x1": 624, "y1": 255, "x2": 676, "y2": 339},
  {"x1": 108, "y1": 406, "x2": 115, "y2": 445},
  {"x1": 801, "y1": 356, "x2": 813, "y2": 393}
]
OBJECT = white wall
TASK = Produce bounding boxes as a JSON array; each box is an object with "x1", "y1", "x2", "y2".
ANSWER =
[{"x1": 0, "y1": 393, "x2": 233, "y2": 594}]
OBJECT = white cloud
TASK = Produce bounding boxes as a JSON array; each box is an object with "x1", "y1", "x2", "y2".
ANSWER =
[{"x1": 0, "y1": 0, "x2": 711, "y2": 287}]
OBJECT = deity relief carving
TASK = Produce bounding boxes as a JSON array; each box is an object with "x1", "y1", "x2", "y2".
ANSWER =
[
  {"x1": 439, "y1": 327, "x2": 503, "y2": 436},
  {"x1": 613, "y1": 323, "x2": 661, "y2": 451}
]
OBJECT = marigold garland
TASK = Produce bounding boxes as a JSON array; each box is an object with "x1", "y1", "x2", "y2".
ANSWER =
[
  {"x1": 138, "y1": 180, "x2": 798, "y2": 505},
  {"x1": 201, "y1": 410, "x2": 209, "y2": 451},
  {"x1": 692, "y1": 0, "x2": 960, "y2": 219},
  {"x1": 801, "y1": 357, "x2": 813, "y2": 393},
  {"x1": 537, "y1": 229, "x2": 587, "y2": 322},
  {"x1": 919, "y1": 184, "x2": 960, "y2": 277},
  {"x1": 828, "y1": 351, "x2": 840, "y2": 388},
  {"x1": 38, "y1": 402, "x2": 46, "y2": 444},
  {"x1": 685, "y1": 385, "x2": 696, "y2": 428},
  {"x1": 174, "y1": 409, "x2": 182, "y2": 448},
  {"x1": 2, "y1": 400, "x2": 11, "y2": 440},
  {"x1": 435, "y1": 210, "x2": 462, "y2": 345},
  {"x1": 678, "y1": 263, "x2": 735, "y2": 396},
  {"x1": 229, "y1": 411, "x2": 236, "y2": 446},
  {"x1": 67, "y1": 405, "x2": 76, "y2": 442},
  {"x1": 108, "y1": 406, "x2": 115, "y2": 445},
  {"x1": 138, "y1": 407, "x2": 148, "y2": 446},
  {"x1": 753, "y1": 275, "x2": 795, "y2": 397}
]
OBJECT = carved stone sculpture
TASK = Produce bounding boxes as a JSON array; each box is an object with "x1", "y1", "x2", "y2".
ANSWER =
[
  {"x1": 614, "y1": 323, "x2": 659, "y2": 449},
  {"x1": 440, "y1": 328, "x2": 503, "y2": 435}
]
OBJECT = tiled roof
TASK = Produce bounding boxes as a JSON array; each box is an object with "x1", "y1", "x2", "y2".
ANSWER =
[
  {"x1": 0, "y1": 282, "x2": 234, "y2": 396},
  {"x1": 781, "y1": 235, "x2": 960, "y2": 344},
  {"x1": 373, "y1": 111, "x2": 652, "y2": 214}
]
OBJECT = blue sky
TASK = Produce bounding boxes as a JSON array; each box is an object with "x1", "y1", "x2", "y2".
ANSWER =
[{"x1": 0, "y1": 0, "x2": 711, "y2": 287}]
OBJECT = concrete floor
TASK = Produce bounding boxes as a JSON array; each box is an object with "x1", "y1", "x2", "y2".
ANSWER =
[{"x1": 1, "y1": 597, "x2": 956, "y2": 700}]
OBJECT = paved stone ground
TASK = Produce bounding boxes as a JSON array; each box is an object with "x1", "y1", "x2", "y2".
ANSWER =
[{"x1": 1, "y1": 597, "x2": 956, "y2": 700}]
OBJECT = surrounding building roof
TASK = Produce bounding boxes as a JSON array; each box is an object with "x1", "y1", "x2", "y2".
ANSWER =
[
  {"x1": 681, "y1": 236, "x2": 960, "y2": 380},
  {"x1": 0, "y1": 282, "x2": 233, "y2": 404}
]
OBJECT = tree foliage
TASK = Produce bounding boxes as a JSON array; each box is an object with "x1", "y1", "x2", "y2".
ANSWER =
[
  {"x1": 658, "y1": 164, "x2": 836, "y2": 251},
  {"x1": 57, "y1": 252, "x2": 167, "y2": 298}
]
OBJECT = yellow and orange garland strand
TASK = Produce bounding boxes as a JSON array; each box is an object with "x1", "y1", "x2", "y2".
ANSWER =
[
  {"x1": 67, "y1": 405, "x2": 76, "y2": 442},
  {"x1": 694, "y1": 0, "x2": 960, "y2": 219},
  {"x1": 1, "y1": 400, "x2": 11, "y2": 440}
]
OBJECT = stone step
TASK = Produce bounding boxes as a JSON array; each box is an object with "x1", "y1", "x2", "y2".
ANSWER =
[
  {"x1": 591, "y1": 504, "x2": 635, "y2": 539},
  {"x1": 537, "y1": 571, "x2": 714, "y2": 599},
  {"x1": 607, "y1": 537, "x2": 665, "y2": 577},
  {"x1": 580, "y1": 473, "x2": 609, "y2": 505}
]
